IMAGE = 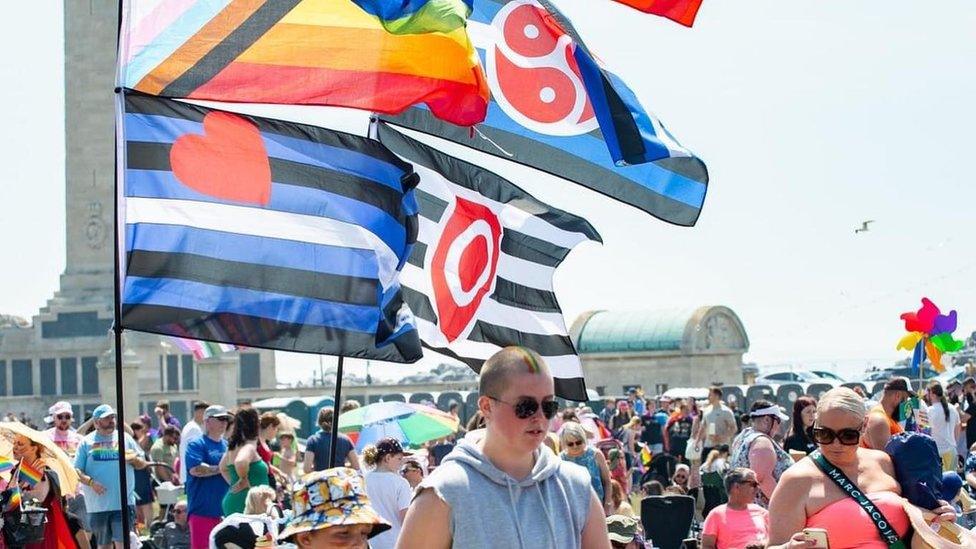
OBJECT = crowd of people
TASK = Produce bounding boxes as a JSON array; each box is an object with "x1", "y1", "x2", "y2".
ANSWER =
[{"x1": 1, "y1": 352, "x2": 975, "y2": 548}]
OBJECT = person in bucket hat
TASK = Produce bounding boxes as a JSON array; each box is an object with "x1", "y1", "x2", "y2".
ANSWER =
[{"x1": 280, "y1": 467, "x2": 390, "y2": 548}]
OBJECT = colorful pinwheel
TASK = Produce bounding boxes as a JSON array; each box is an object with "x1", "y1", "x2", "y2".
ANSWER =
[{"x1": 896, "y1": 298, "x2": 964, "y2": 373}]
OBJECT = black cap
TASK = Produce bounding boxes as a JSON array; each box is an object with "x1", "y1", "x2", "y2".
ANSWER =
[
  {"x1": 375, "y1": 438, "x2": 411, "y2": 458},
  {"x1": 884, "y1": 377, "x2": 911, "y2": 392}
]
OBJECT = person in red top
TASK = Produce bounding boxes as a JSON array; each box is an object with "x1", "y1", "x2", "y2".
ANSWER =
[
  {"x1": 861, "y1": 377, "x2": 910, "y2": 450},
  {"x1": 258, "y1": 412, "x2": 288, "y2": 488}
]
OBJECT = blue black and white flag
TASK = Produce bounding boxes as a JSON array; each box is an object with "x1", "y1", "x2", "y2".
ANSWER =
[
  {"x1": 382, "y1": 0, "x2": 708, "y2": 227},
  {"x1": 377, "y1": 121, "x2": 597, "y2": 400},
  {"x1": 118, "y1": 92, "x2": 422, "y2": 362}
]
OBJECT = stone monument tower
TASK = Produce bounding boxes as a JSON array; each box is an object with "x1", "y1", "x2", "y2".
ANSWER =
[{"x1": 0, "y1": 2, "x2": 276, "y2": 423}]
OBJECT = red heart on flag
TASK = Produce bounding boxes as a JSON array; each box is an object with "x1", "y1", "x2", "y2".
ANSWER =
[{"x1": 170, "y1": 111, "x2": 271, "y2": 206}]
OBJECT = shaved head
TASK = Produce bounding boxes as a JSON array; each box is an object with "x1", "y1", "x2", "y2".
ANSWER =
[{"x1": 480, "y1": 347, "x2": 550, "y2": 398}]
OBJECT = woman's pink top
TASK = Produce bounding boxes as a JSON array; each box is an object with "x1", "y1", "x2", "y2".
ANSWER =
[{"x1": 805, "y1": 491, "x2": 910, "y2": 549}]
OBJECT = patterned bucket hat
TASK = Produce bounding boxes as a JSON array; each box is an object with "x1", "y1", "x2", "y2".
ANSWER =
[{"x1": 279, "y1": 467, "x2": 391, "y2": 541}]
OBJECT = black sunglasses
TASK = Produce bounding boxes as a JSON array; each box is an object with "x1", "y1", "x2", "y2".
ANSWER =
[
  {"x1": 564, "y1": 439, "x2": 584, "y2": 448},
  {"x1": 489, "y1": 396, "x2": 559, "y2": 420},
  {"x1": 812, "y1": 426, "x2": 862, "y2": 446},
  {"x1": 55, "y1": 414, "x2": 72, "y2": 420}
]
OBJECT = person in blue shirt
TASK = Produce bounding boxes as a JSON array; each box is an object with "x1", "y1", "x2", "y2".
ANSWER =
[
  {"x1": 184, "y1": 405, "x2": 231, "y2": 549},
  {"x1": 74, "y1": 404, "x2": 146, "y2": 549},
  {"x1": 303, "y1": 408, "x2": 359, "y2": 474}
]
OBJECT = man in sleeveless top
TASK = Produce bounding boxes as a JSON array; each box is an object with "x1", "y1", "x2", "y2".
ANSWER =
[
  {"x1": 397, "y1": 346, "x2": 611, "y2": 549},
  {"x1": 861, "y1": 377, "x2": 909, "y2": 451}
]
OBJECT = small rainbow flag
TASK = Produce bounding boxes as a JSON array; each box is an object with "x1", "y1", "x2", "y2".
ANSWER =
[
  {"x1": 4, "y1": 484, "x2": 21, "y2": 513},
  {"x1": 640, "y1": 444, "x2": 653, "y2": 466},
  {"x1": 18, "y1": 461, "x2": 44, "y2": 488},
  {"x1": 165, "y1": 335, "x2": 240, "y2": 361},
  {"x1": 0, "y1": 457, "x2": 14, "y2": 474}
]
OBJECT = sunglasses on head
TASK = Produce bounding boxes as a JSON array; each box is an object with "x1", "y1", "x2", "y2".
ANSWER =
[
  {"x1": 812, "y1": 426, "x2": 862, "y2": 446},
  {"x1": 489, "y1": 396, "x2": 559, "y2": 420}
]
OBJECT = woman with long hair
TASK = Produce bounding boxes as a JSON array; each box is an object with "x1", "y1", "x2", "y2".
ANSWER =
[
  {"x1": 609, "y1": 480, "x2": 634, "y2": 516},
  {"x1": 611, "y1": 400, "x2": 635, "y2": 434},
  {"x1": 220, "y1": 408, "x2": 269, "y2": 516},
  {"x1": 926, "y1": 381, "x2": 961, "y2": 472},
  {"x1": 700, "y1": 444, "x2": 730, "y2": 517},
  {"x1": 767, "y1": 387, "x2": 955, "y2": 548},
  {"x1": 784, "y1": 397, "x2": 817, "y2": 456},
  {"x1": 361, "y1": 438, "x2": 413, "y2": 549}
]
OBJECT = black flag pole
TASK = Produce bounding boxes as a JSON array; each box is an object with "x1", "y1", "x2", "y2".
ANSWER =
[
  {"x1": 112, "y1": 3, "x2": 132, "y2": 546},
  {"x1": 328, "y1": 356, "x2": 345, "y2": 468}
]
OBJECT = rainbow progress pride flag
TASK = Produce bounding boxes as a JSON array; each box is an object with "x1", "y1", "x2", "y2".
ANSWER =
[{"x1": 119, "y1": 0, "x2": 489, "y2": 126}]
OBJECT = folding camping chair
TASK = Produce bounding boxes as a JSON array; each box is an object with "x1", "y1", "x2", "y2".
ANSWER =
[{"x1": 640, "y1": 495, "x2": 696, "y2": 549}]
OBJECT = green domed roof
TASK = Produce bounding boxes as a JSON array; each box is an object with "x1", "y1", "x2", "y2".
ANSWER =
[
  {"x1": 574, "y1": 308, "x2": 700, "y2": 353},
  {"x1": 571, "y1": 307, "x2": 749, "y2": 354}
]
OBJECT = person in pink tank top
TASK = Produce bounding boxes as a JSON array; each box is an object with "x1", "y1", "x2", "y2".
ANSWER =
[
  {"x1": 766, "y1": 387, "x2": 955, "y2": 549},
  {"x1": 701, "y1": 468, "x2": 769, "y2": 549}
]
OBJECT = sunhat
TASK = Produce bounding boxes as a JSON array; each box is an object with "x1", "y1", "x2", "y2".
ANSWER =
[
  {"x1": 606, "y1": 514, "x2": 639, "y2": 544},
  {"x1": 903, "y1": 499, "x2": 976, "y2": 548},
  {"x1": 0, "y1": 422, "x2": 79, "y2": 494},
  {"x1": 279, "y1": 467, "x2": 390, "y2": 541}
]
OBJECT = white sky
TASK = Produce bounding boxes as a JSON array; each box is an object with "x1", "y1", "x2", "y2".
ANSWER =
[{"x1": 2, "y1": 1, "x2": 975, "y2": 383}]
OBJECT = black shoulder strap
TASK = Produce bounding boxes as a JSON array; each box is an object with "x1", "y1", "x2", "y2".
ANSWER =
[{"x1": 810, "y1": 450, "x2": 906, "y2": 549}]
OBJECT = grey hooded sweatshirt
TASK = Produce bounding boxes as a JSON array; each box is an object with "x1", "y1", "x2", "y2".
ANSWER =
[{"x1": 417, "y1": 438, "x2": 594, "y2": 548}]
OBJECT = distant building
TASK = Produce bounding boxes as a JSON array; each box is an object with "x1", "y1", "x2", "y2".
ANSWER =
[{"x1": 569, "y1": 307, "x2": 750, "y2": 397}]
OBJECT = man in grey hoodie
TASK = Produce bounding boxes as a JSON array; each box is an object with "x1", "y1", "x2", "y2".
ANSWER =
[{"x1": 397, "y1": 346, "x2": 611, "y2": 549}]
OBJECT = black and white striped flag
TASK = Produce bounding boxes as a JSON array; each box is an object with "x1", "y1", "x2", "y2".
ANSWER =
[{"x1": 376, "y1": 122, "x2": 600, "y2": 401}]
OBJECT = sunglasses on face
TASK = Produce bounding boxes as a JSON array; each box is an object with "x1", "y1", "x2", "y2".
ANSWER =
[
  {"x1": 736, "y1": 480, "x2": 759, "y2": 488},
  {"x1": 565, "y1": 440, "x2": 584, "y2": 448},
  {"x1": 489, "y1": 396, "x2": 559, "y2": 420},
  {"x1": 812, "y1": 426, "x2": 862, "y2": 445},
  {"x1": 56, "y1": 414, "x2": 72, "y2": 421}
]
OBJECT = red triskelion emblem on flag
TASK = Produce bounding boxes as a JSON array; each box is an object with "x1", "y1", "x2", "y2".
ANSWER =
[{"x1": 431, "y1": 197, "x2": 502, "y2": 342}]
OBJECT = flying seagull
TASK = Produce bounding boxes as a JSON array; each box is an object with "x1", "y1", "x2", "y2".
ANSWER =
[{"x1": 854, "y1": 220, "x2": 874, "y2": 234}]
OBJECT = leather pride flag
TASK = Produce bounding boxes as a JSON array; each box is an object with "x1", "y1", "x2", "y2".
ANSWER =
[
  {"x1": 612, "y1": 0, "x2": 703, "y2": 27},
  {"x1": 377, "y1": 122, "x2": 598, "y2": 401},
  {"x1": 119, "y1": 92, "x2": 422, "y2": 362}
]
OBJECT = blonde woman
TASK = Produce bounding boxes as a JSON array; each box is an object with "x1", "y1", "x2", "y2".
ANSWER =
[
  {"x1": 559, "y1": 422, "x2": 614, "y2": 514},
  {"x1": 767, "y1": 388, "x2": 954, "y2": 548}
]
